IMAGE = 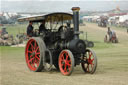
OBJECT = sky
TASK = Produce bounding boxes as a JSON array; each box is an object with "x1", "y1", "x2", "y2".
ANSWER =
[
  {"x1": 1, "y1": 0, "x2": 127, "y2": 1},
  {"x1": 0, "y1": 0, "x2": 128, "y2": 12}
]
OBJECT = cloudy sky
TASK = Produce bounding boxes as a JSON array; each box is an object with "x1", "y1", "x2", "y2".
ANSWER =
[{"x1": 0, "y1": 0, "x2": 128, "y2": 12}]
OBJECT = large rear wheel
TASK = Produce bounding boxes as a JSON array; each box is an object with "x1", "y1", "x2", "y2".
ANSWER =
[
  {"x1": 25, "y1": 37, "x2": 46, "y2": 72},
  {"x1": 58, "y1": 50, "x2": 74, "y2": 76},
  {"x1": 81, "y1": 49, "x2": 97, "y2": 74}
]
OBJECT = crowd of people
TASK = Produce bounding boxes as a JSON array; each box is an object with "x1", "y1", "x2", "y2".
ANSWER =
[{"x1": 0, "y1": 27, "x2": 27, "y2": 46}]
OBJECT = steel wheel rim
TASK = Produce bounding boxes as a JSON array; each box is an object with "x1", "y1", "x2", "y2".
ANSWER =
[
  {"x1": 59, "y1": 51, "x2": 71, "y2": 75},
  {"x1": 25, "y1": 39, "x2": 40, "y2": 71}
]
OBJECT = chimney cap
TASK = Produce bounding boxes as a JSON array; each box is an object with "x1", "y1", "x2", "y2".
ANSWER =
[{"x1": 72, "y1": 7, "x2": 80, "y2": 11}]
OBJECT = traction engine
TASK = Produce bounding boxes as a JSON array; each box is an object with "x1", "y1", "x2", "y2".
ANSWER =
[{"x1": 24, "y1": 7, "x2": 97, "y2": 76}]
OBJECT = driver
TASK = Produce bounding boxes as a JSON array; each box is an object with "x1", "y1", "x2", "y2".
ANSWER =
[
  {"x1": 66, "y1": 21, "x2": 71, "y2": 29},
  {"x1": 27, "y1": 21, "x2": 34, "y2": 37},
  {"x1": 39, "y1": 20, "x2": 47, "y2": 34}
]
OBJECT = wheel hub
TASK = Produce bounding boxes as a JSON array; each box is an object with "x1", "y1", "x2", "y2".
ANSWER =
[
  {"x1": 62, "y1": 61, "x2": 65, "y2": 64},
  {"x1": 31, "y1": 52, "x2": 36, "y2": 57}
]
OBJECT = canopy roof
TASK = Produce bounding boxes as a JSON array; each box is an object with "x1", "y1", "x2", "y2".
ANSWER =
[{"x1": 18, "y1": 12, "x2": 73, "y2": 22}]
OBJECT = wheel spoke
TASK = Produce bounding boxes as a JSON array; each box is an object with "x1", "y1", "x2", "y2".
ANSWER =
[
  {"x1": 28, "y1": 57, "x2": 34, "y2": 63},
  {"x1": 34, "y1": 40, "x2": 37, "y2": 50},
  {"x1": 66, "y1": 60, "x2": 71, "y2": 66},
  {"x1": 28, "y1": 50, "x2": 32, "y2": 53},
  {"x1": 30, "y1": 55, "x2": 33, "y2": 58},
  {"x1": 38, "y1": 55, "x2": 40, "y2": 58},
  {"x1": 35, "y1": 55, "x2": 40, "y2": 60},
  {"x1": 35, "y1": 47, "x2": 39, "y2": 52},
  {"x1": 35, "y1": 56, "x2": 39, "y2": 65},
  {"x1": 88, "y1": 59, "x2": 91, "y2": 64},
  {"x1": 89, "y1": 52, "x2": 92, "y2": 59},
  {"x1": 66, "y1": 63, "x2": 70, "y2": 66},
  {"x1": 90, "y1": 58, "x2": 94, "y2": 64},
  {"x1": 61, "y1": 55, "x2": 64, "y2": 60},
  {"x1": 66, "y1": 54, "x2": 68, "y2": 61},
  {"x1": 34, "y1": 57, "x2": 37, "y2": 63},
  {"x1": 36, "y1": 52, "x2": 40, "y2": 55},
  {"x1": 30, "y1": 43, "x2": 34, "y2": 51},
  {"x1": 68, "y1": 66, "x2": 70, "y2": 71},
  {"x1": 64, "y1": 64, "x2": 67, "y2": 72}
]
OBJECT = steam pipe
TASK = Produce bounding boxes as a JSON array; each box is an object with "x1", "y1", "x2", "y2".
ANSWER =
[{"x1": 72, "y1": 7, "x2": 80, "y2": 39}]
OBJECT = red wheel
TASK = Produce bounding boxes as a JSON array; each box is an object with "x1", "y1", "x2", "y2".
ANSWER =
[
  {"x1": 81, "y1": 49, "x2": 97, "y2": 74},
  {"x1": 58, "y1": 50, "x2": 74, "y2": 76},
  {"x1": 25, "y1": 37, "x2": 46, "y2": 72}
]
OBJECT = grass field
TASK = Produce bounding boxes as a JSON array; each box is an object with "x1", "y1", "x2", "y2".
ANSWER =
[{"x1": 1, "y1": 22, "x2": 128, "y2": 85}]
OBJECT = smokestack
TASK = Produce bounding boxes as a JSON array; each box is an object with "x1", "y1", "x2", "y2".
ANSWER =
[{"x1": 72, "y1": 7, "x2": 80, "y2": 39}]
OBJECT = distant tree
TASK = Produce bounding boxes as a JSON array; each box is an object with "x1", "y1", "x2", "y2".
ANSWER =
[{"x1": 0, "y1": 15, "x2": 21, "y2": 24}]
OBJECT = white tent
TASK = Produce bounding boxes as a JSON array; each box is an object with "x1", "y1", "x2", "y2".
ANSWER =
[{"x1": 119, "y1": 15, "x2": 128, "y2": 22}]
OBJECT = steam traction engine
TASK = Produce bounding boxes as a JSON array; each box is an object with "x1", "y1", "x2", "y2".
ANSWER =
[{"x1": 18, "y1": 7, "x2": 97, "y2": 76}]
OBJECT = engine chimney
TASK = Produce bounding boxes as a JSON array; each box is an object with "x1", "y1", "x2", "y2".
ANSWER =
[{"x1": 72, "y1": 7, "x2": 80, "y2": 39}]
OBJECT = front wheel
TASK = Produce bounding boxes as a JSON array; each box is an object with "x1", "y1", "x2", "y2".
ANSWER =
[
  {"x1": 58, "y1": 50, "x2": 74, "y2": 76},
  {"x1": 81, "y1": 49, "x2": 97, "y2": 74}
]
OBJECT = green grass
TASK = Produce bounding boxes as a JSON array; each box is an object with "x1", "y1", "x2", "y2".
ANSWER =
[{"x1": 1, "y1": 46, "x2": 25, "y2": 62}]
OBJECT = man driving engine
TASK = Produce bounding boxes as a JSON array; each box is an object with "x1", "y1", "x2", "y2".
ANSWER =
[
  {"x1": 39, "y1": 20, "x2": 47, "y2": 34},
  {"x1": 27, "y1": 21, "x2": 34, "y2": 37}
]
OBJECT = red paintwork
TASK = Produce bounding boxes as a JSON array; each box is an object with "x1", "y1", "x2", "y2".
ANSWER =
[
  {"x1": 25, "y1": 39, "x2": 40, "y2": 71},
  {"x1": 59, "y1": 51, "x2": 71, "y2": 75},
  {"x1": 86, "y1": 51, "x2": 94, "y2": 72}
]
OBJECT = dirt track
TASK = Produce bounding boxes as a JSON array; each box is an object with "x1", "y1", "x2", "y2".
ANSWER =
[{"x1": 1, "y1": 23, "x2": 128, "y2": 85}]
